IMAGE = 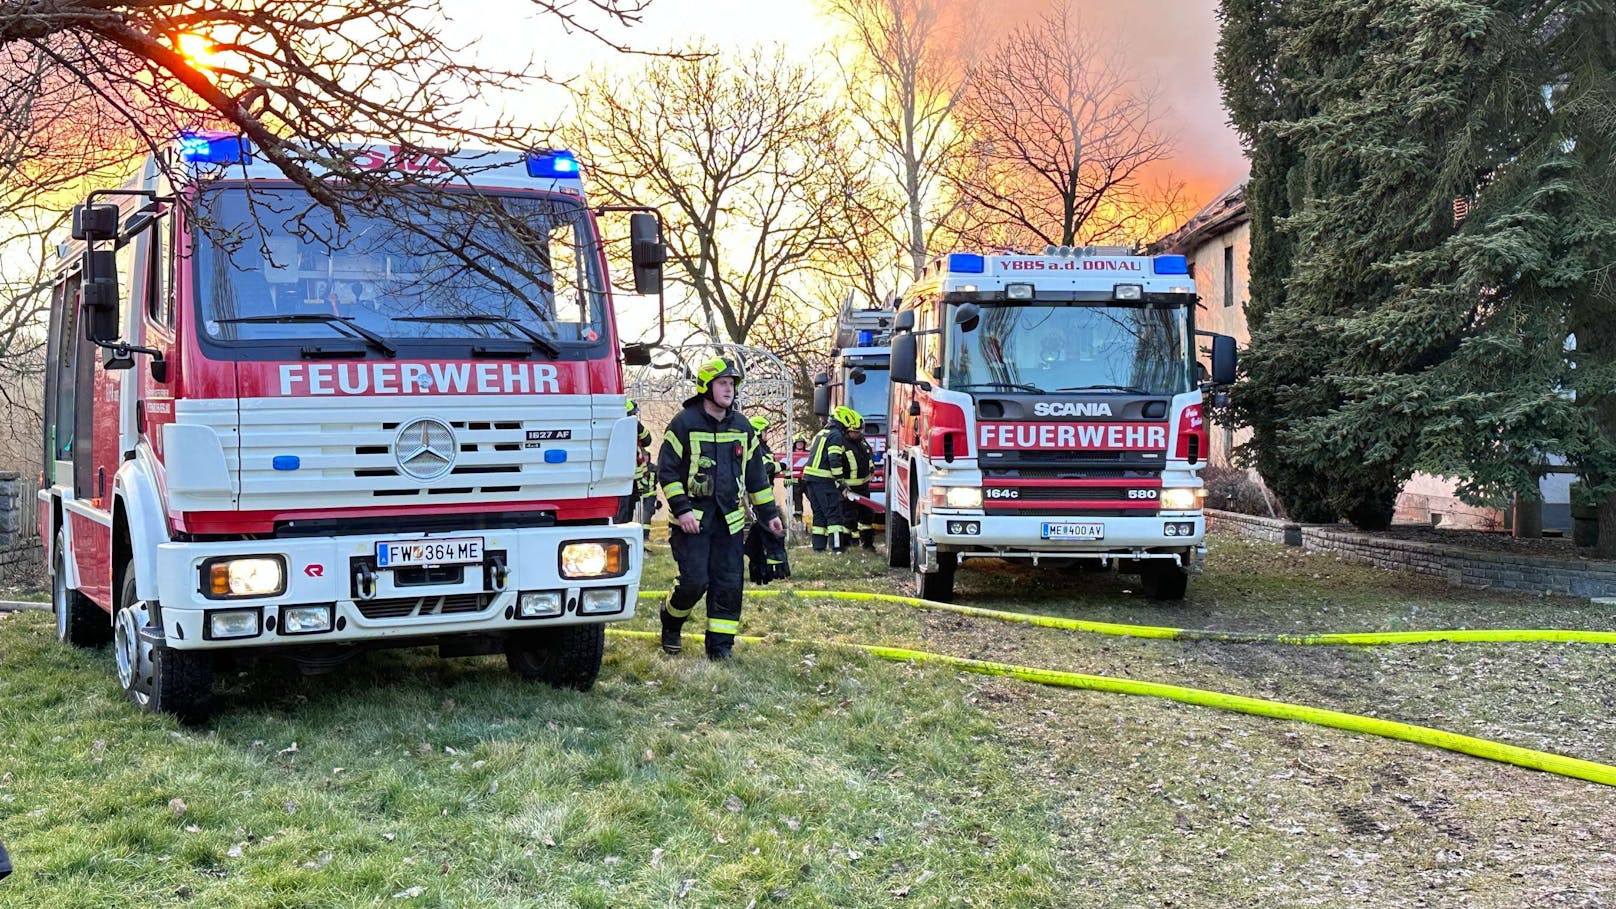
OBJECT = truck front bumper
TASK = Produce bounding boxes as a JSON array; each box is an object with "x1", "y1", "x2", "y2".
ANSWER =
[
  {"x1": 150, "y1": 524, "x2": 641, "y2": 651},
  {"x1": 923, "y1": 512, "x2": 1205, "y2": 566}
]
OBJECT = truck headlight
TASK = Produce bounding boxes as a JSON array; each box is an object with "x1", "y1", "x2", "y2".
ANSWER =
[
  {"x1": 931, "y1": 486, "x2": 983, "y2": 509},
  {"x1": 559, "y1": 541, "x2": 628, "y2": 579},
  {"x1": 279, "y1": 604, "x2": 333, "y2": 635},
  {"x1": 578, "y1": 588, "x2": 624, "y2": 616},
  {"x1": 206, "y1": 608, "x2": 261, "y2": 640},
  {"x1": 201, "y1": 556, "x2": 286, "y2": 598},
  {"x1": 518, "y1": 591, "x2": 564, "y2": 619},
  {"x1": 1160, "y1": 488, "x2": 1205, "y2": 511}
]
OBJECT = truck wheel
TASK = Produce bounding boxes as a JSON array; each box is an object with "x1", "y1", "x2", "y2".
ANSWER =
[
  {"x1": 886, "y1": 510, "x2": 910, "y2": 569},
  {"x1": 1139, "y1": 560, "x2": 1189, "y2": 601},
  {"x1": 53, "y1": 531, "x2": 110, "y2": 647},
  {"x1": 506, "y1": 624, "x2": 605, "y2": 691},
  {"x1": 116, "y1": 561, "x2": 214, "y2": 724},
  {"x1": 911, "y1": 530, "x2": 956, "y2": 601}
]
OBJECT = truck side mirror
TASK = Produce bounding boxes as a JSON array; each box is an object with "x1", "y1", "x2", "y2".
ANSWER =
[
  {"x1": 81, "y1": 249, "x2": 120, "y2": 343},
  {"x1": 891, "y1": 333, "x2": 917, "y2": 385},
  {"x1": 813, "y1": 372, "x2": 829, "y2": 386},
  {"x1": 623, "y1": 342, "x2": 652, "y2": 366},
  {"x1": 1210, "y1": 333, "x2": 1237, "y2": 385},
  {"x1": 629, "y1": 212, "x2": 665, "y2": 296},
  {"x1": 953, "y1": 303, "x2": 980, "y2": 333},
  {"x1": 893, "y1": 310, "x2": 915, "y2": 332},
  {"x1": 72, "y1": 204, "x2": 119, "y2": 241},
  {"x1": 812, "y1": 384, "x2": 830, "y2": 417}
]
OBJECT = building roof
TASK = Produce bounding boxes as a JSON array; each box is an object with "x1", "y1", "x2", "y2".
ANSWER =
[{"x1": 1154, "y1": 181, "x2": 1248, "y2": 254}]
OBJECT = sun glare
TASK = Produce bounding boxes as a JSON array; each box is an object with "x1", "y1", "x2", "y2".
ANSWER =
[{"x1": 175, "y1": 33, "x2": 220, "y2": 69}]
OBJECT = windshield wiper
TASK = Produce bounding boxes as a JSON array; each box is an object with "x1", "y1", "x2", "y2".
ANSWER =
[
  {"x1": 953, "y1": 381, "x2": 1046, "y2": 393},
  {"x1": 1050, "y1": 384, "x2": 1153, "y2": 394},
  {"x1": 394, "y1": 314, "x2": 560, "y2": 358},
  {"x1": 214, "y1": 314, "x2": 396, "y2": 357}
]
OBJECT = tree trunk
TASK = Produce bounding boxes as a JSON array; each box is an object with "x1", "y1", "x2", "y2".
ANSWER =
[
  {"x1": 1513, "y1": 492, "x2": 1542, "y2": 539},
  {"x1": 1598, "y1": 491, "x2": 1616, "y2": 558}
]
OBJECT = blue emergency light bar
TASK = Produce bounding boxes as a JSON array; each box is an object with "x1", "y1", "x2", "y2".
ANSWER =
[
  {"x1": 857, "y1": 329, "x2": 875, "y2": 346},
  {"x1": 178, "y1": 131, "x2": 252, "y2": 165},
  {"x1": 526, "y1": 149, "x2": 580, "y2": 179},
  {"x1": 1153, "y1": 255, "x2": 1189, "y2": 275},
  {"x1": 946, "y1": 253, "x2": 985, "y2": 274}
]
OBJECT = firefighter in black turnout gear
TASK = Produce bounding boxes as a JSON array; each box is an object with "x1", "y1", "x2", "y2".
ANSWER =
[
  {"x1": 803, "y1": 406, "x2": 861, "y2": 552},
  {"x1": 657, "y1": 358, "x2": 784, "y2": 659},
  {"x1": 744, "y1": 415, "x2": 792, "y2": 584},
  {"x1": 616, "y1": 399, "x2": 657, "y2": 528},
  {"x1": 843, "y1": 418, "x2": 878, "y2": 550}
]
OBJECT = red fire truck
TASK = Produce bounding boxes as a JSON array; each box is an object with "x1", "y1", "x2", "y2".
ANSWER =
[
  {"x1": 812, "y1": 294, "x2": 894, "y2": 510},
  {"x1": 885, "y1": 249, "x2": 1236, "y2": 602},
  {"x1": 38, "y1": 134, "x2": 665, "y2": 721}
]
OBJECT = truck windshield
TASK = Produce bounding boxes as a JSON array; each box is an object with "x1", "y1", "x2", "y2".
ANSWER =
[
  {"x1": 193, "y1": 187, "x2": 606, "y2": 349},
  {"x1": 845, "y1": 366, "x2": 890, "y2": 426},
  {"x1": 946, "y1": 302, "x2": 1190, "y2": 395}
]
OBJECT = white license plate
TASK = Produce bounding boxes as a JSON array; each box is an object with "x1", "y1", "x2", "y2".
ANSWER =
[
  {"x1": 1041, "y1": 522, "x2": 1104, "y2": 541},
  {"x1": 375, "y1": 537, "x2": 484, "y2": 569}
]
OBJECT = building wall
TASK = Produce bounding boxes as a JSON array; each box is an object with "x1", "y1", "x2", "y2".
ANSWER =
[{"x1": 1185, "y1": 219, "x2": 1251, "y2": 469}]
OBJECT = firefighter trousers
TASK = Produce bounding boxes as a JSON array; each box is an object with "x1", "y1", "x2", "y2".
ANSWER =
[
  {"x1": 663, "y1": 517, "x2": 745, "y2": 655},
  {"x1": 804, "y1": 476, "x2": 851, "y2": 551},
  {"x1": 849, "y1": 482, "x2": 877, "y2": 548}
]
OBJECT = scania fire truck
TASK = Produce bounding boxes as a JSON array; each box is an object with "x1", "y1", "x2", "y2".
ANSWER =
[
  {"x1": 39, "y1": 134, "x2": 665, "y2": 721},
  {"x1": 811, "y1": 294, "x2": 895, "y2": 509},
  {"x1": 885, "y1": 249, "x2": 1236, "y2": 602}
]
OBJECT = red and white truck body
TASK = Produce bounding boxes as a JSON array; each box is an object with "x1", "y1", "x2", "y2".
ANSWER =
[
  {"x1": 39, "y1": 137, "x2": 662, "y2": 718},
  {"x1": 885, "y1": 250, "x2": 1236, "y2": 601}
]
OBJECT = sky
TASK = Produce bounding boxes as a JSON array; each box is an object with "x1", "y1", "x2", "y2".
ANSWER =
[{"x1": 450, "y1": 0, "x2": 1248, "y2": 217}]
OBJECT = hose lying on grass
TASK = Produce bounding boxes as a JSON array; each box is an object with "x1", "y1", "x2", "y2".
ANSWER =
[
  {"x1": 639, "y1": 589, "x2": 1616, "y2": 646},
  {"x1": 627, "y1": 590, "x2": 1616, "y2": 789}
]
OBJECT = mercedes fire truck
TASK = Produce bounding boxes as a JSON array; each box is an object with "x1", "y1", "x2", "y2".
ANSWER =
[
  {"x1": 811, "y1": 295, "x2": 895, "y2": 509},
  {"x1": 39, "y1": 135, "x2": 665, "y2": 721},
  {"x1": 885, "y1": 249, "x2": 1236, "y2": 602}
]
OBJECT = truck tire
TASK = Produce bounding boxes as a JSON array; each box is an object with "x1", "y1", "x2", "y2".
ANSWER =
[
  {"x1": 116, "y1": 561, "x2": 214, "y2": 724},
  {"x1": 886, "y1": 510, "x2": 910, "y2": 569},
  {"x1": 913, "y1": 548, "x2": 957, "y2": 603},
  {"x1": 1139, "y1": 560, "x2": 1189, "y2": 601},
  {"x1": 53, "y1": 531, "x2": 111, "y2": 647},
  {"x1": 506, "y1": 623, "x2": 605, "y2": 691}
]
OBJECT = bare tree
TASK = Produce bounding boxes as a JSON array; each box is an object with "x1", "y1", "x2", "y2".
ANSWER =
[
  {"x1": 571, "y1": 46, "x2": 863, "y2": 346},
  {"x1": 945, "y1": 5, "x2": 1185, "y2": 251},
  {"x1": 825, "y1": 0, "x2": 976, "y2": 278}
]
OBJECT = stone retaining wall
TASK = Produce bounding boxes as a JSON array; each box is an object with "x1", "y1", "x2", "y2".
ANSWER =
[
  {"x1": 1207, "y1": 508, "x2": 1616, "y2": 599},
  {"x1": 1299, "y1": 524, "x2": 1616, "y2": 599},
  {"x1": 1206, "y1": 509, "x2": 1301, "y2": 546}
]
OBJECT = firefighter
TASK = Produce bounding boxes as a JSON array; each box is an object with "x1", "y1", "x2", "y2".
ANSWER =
[
  {"x1": 744, "y1": 414, "x2": 791, "y2": 583},
  {"x1": 657, "y1": 358, "x2": 784, "y2": 660},
  {"x1": 802, "y1": 406, "x2": 859, "y2": 552},
  {"x1": 616, "y1": 400, "x2": 656, "y2": 530},
  {"x1": 844, "y1": 415, "x2": 878, "y2": 551}
]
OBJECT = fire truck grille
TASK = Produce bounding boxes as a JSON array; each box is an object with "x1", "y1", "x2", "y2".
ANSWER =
[
  {"x1": 354, "y1": 593, "x2": 494, "y2": 620},
  {"x1": 234, "y1": 397, "x2": 605, "y2": 512},
  {"x1": 985, "y1": 486, "x2": 1158, "y2": 502},
  {"x1": 983, "y1": 508, "x2": 1147, "y2": 518},
  {"x1": 984, "y1": 467, "x2": 1162, "y2": 480}
]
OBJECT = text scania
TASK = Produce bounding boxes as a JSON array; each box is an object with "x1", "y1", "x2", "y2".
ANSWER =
[
  {"x1": 279, "y1": 362, "x2": 562, "y2": 396},
  {"x1": 978, "y1": 421, "x2": 1167, "y2": 451},
  {"x1": 1032, "y1": 401, "x2": 1113, "y2": 417}
]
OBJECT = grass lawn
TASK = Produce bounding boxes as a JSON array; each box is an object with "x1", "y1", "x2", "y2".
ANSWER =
[{"x1": 2, "y1": 530, "x2": 1615, "y2": 907}]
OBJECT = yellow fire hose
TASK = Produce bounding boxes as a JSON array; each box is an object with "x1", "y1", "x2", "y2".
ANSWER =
[{"x1": 627, "y1": 590, "x2": 1616, "y2": 788}]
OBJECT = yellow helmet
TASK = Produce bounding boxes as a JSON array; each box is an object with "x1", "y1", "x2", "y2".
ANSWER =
[
  {"x1": 693, "y1": 357, "x2": 743, "y2": 395},
  {"x1": 831, "y1": 406, "x2": 863, "y2": 431},
  {"x1": 749, "y1": 414, "x2": 769, "y2": 433},
  {"x1": 625, "y1": 399, "x2": 639, "y2": 417}
]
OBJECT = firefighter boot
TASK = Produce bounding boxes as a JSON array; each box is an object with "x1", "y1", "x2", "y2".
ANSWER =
[
  {"x1": 861, "y1": 529, "x2": 877, "y2": 551},
  {"x1": 811, "y1": 531, "x2": 827, "y2": 552},
  {"x1": 660, "y1": 611, "x2": 685, "y2": 656}
]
